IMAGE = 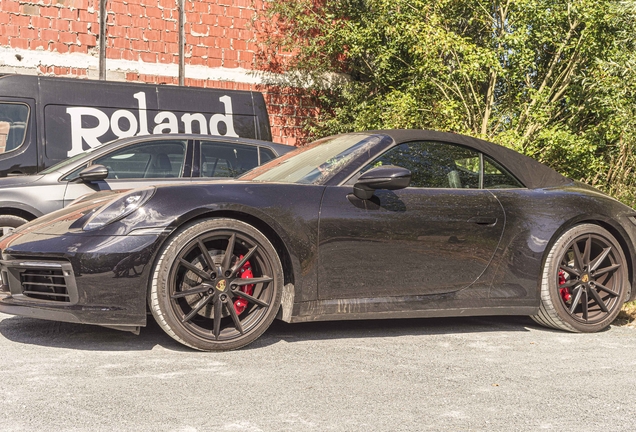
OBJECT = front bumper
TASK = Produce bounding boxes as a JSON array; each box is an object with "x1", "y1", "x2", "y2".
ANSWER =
[{"x1": 0, "y1": 232, "x2": 165, "y2": 327}]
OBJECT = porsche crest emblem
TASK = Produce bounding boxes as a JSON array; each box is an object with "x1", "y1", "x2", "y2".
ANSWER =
[
  {"x1": 581, "y1": 274, "x2": 589, "y2": 283},
  {"x1": 215, "y1": 280, "x2": 227, "y2": 292}
]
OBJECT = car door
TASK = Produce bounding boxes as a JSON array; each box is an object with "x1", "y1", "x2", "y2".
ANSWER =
[
  {"x1": 62, "y1": 138, "x2": 193, "y2": 205},
  {"x1": 318, "y1": 140, "x2": 507, "y2": 300}
]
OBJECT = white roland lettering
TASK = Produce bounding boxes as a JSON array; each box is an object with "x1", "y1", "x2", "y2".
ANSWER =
[
  {"x1": 209, "y1": 95, "x2": 238, "y2": 137},
  {"x1": 65, "y1": 107, "x2": 110, "y2": 157},
  {"x1": 65, "y1": 93, "x2": 239, "y2": 157},
  {"x1": 133, "y1": 92, "x2": 150, "y2": 135},
  {"x1": 110, "y1": 109, "x2": 138, "y2": 138},
  {"x1": 153, "y1": 111, "x2": 179, "y2": 134},
  {"x1": 181, "y1": 113, "x2": 208, "y2": 134}
]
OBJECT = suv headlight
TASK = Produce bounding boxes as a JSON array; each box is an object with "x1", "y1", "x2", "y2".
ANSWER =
[{"x1": 83, "y1": 187, "x2": 155, "y2": 231}]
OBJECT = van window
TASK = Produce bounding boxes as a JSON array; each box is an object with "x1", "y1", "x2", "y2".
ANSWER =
[{"x1": 0, "y1": 103, "x2": 29, "y2": 155}]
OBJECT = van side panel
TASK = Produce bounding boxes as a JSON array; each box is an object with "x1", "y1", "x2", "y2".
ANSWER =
[
  {"x1": 41, "y1": 81, "x2": 160, "y2": 161},
  {"x1": 0, "y1": 75, "x2": 38, "y2": 98},
  {"x1": 0, "y1": 75, "x2": 273, "y2": 175},
  {"x1": 157, "y1": 85, "x2": 261, "y2": 140}
]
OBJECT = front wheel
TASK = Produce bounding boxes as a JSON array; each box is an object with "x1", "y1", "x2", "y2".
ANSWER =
[
  {"x1": 531, "y1": 224, "x2": 628, "y2": 333},
  {"x1": 149, "y1": 218, "x2": 283, "y2": 351}
]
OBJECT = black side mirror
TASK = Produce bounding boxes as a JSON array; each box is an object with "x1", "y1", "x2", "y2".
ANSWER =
[
  {"x1": 353, "y1": 165, "x2": 411, "y2": 200},
  {"x1": 78, "y1": 164, "x2": 109, "y2": 182}
]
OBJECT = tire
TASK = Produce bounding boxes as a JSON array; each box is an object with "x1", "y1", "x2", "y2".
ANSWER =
[
  {"x1": 149, "y1": 218, "x2": 283, "y2": 351},
  {"x1": 531, "y1": 224, "x2": 628, "y2": 333},
  {"x1": 0, "y1": 215, "x2": 28, "y2": 237}
]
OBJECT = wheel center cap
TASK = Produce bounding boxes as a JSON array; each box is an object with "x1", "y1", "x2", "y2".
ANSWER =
[
  {"x1": 215, "y1": 279, "x2": 227, "y2": 292},
  {"x1": 581, "y1": 274, "x2": 590, "y2": 283}
]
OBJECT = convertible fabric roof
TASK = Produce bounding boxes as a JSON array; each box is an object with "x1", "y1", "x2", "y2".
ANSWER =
[{"x1": 369, "y1": 129, "x2": 571, "y2": 189}]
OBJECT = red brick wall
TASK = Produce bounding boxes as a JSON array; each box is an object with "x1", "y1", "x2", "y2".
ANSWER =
[
  {"x1": 0, "y1": 0, "x2": 98, "y2": 53},
  {"x1": 0, "y1": 0, "x2": 316, "y2": 145}
]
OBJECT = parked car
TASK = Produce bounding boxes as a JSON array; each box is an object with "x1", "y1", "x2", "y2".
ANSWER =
[
  {"x1": 0, "y1": 74, "x2": 272, "y2": 177},
  {"x1": 0, "y1": 134, "x2": 293, "y2": 235},
  {"x1": 1, "y1": 130, "x2": 634, "y2": 351}
]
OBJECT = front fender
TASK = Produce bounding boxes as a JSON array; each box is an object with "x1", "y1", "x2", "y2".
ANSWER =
[{"x1": 0, "y1": 201, "x2": 44, "y2": 218}]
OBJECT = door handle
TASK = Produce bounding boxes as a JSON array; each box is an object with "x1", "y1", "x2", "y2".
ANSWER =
[{"x1": 467, "y1": 216, "x2": 497, "y2": 226}]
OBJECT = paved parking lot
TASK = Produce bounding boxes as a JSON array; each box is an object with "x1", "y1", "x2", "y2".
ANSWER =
[{"x1": 1, "y1": 312, "x2": 636, "y2": 431}]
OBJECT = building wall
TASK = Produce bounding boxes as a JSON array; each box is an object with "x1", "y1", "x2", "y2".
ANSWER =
[{"x1": 0, "y1": 0, "x2": 314, "y2": 145}]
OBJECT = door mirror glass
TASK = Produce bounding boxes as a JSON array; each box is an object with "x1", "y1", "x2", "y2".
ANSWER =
[{"x1": 353, "y1": 165, "x2": 411, "y2": 200}]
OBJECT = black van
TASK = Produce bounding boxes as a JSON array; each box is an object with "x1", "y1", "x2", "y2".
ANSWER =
[{"x1": 0, "y1": 75, "x2": 272, "y2": 177}]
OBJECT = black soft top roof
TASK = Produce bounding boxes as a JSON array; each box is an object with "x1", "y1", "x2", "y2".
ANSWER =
[{"x1": 372, "y1": 129, "x2": 570, "y2": 189}]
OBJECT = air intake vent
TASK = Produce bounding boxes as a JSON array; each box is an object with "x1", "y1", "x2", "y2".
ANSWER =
[
  {"x1": 20, "y1": 269, "x2": 70, "y2": 302},
  {"x1": 0, "y1": 259, "x2": 78, "y2": 304}
]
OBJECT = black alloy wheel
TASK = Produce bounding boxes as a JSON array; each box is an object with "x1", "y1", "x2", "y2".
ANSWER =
[
  {"x1": 532, "y1": 224, "x2": 627, "y2": 333},
  {"x1": 150, "y1": 219, "x2": 283, "y2": 351}
]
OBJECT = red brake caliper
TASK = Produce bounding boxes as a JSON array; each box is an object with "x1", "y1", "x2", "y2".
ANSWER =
[
  {"x1": 233, "y1": 255, "x2": 254, "y2": 315},
  {"x1": 558, "y1": 269, "x2": 572, "y2": 303}
]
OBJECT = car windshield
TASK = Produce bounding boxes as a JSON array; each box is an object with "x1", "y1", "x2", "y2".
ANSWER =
[{"x1": 239, "y1": 134, "x2": 385, "y2": 184}]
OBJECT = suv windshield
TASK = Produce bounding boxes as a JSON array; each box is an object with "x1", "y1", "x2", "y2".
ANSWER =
[
  {"x1": 240, "y1": 134, "x2": 385, "y2": 184},
  {"x1": 39, "y1": 149, "x2": 94, "y2": 174},
  {"x1": 40, "y1": 141, "x2": 111, "y2": 175}
]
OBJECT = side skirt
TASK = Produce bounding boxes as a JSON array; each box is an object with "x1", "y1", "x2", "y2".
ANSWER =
[
  {"x1": 289, "y1": 295, "x2": 538, "y2": 323},
  {"x1": 290, "y1": 305, "x2": 538, "y2": 323}
]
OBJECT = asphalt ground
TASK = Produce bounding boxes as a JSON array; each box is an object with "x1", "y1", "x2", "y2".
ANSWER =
[{"x1": 1, "y1": 312, "x2": 635, "y2": 431}]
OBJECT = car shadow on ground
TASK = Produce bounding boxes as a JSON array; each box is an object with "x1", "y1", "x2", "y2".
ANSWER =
[
  {"x1": 248, "y1": 315, "x2": 539, "y2": 350},
  {"x1": 0, "y1": 314, "x2": 188, "y2": 352},
  {"x1": 0, "y1": 313, "x2": 541, "y2": 352}
]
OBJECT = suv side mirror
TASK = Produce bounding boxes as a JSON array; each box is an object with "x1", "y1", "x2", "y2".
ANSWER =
[
  {"x1": 353, "y1": 165, "x2": 411, "y2": 200},
  {"x1": 78, "y1": 164, "x2": 109, "y2": 182}
]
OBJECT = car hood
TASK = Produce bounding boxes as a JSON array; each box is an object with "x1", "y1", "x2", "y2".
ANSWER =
[{"x1": 0, "y1": 174, "x2": 45, "y2": 188}]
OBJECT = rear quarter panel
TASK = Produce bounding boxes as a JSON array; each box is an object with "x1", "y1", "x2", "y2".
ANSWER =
[{"x1": 483, "y1": 185, "x2": 636, "y2": 304}]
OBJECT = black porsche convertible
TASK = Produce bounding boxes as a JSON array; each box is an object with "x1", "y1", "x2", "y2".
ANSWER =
[{"x1": 1, "y1": 130, "x2": 635, "y2": 351}]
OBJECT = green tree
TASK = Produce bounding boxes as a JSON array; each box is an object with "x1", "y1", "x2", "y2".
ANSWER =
[{"x1": 259, "y1": 0, "x2": 636, "y2": 204}]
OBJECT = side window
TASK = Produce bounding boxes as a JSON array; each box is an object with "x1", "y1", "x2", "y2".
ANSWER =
[
  {"x1": 0, "y1": 103, "x2": 29, "y2": 155},
  {"x1": 259, "y1": 147, "x2": 276, "y2": 164},
  {"x1": 93, "y1": 140, "x2": 187, "y2": 179},
  {"x1": 363, "y1": 141, "x2": 481, "y2": 188},
  {"x1": 483, "y1": 156, "x2": 523, "y2": 188},
  {"x1": 200, "y1": 141, "x2": 258, "y2": 178}
]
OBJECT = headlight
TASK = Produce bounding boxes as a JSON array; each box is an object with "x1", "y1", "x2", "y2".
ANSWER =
[{"x1": 83, "y1": 187, "x2": 155, "y2": 231}]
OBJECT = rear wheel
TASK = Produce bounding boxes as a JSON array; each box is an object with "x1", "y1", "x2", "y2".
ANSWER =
[
  {"x1": 149, "y1": 218, "x2": 283, "y2": 351},
  {"x1": 0, "y1": 215, "x2": 28, "y2": 237},
  {"x1": 531, "y1": 224, "x2": 628, "y2": 333}
]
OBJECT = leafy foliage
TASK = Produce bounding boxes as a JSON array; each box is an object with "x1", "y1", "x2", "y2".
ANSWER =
[{"x1": 259, "y1": 0, "x2": 636, "y2": 205}]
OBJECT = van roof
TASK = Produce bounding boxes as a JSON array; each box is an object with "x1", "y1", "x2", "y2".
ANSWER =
[{"x1": 0, "y1": 74, "x2": 255, "y2": 92}]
